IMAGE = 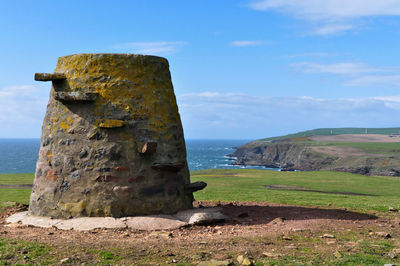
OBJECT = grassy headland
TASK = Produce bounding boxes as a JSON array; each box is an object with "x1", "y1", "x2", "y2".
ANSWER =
[
  {"x1": 260, "y1": 127, "x2": 400, "y2": 141},
  {"x1": 232, "y1": 127, "x2": 400, "y2": 176}
]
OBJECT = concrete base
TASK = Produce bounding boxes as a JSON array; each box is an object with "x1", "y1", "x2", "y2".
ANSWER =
[{"x1": 5, "y1": 208, "x2": 225, "y2": 231}]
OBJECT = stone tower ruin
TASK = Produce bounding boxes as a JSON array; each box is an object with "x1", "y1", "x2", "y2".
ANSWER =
[{"x1": 29, "y1": 53, "x2": 205, "y2": 218}]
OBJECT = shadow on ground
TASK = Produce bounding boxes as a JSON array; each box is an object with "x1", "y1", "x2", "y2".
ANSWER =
[{"x1": 213, "y1": 202, "x2": 377, "y2": 226}]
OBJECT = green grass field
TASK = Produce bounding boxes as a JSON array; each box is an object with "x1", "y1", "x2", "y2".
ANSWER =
[
  {"x1": 1, "y1": 170, "x2": 399, "y2": 212},
  {"x1": 191, "y1": 169, "x2": 400, "y2": 212},
  {"x1": 0, "y1": 173, "x2": 32, "y2": 210}
]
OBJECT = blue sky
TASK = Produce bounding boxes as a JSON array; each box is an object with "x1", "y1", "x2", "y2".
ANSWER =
[{"x1": 1, "y1": 0, "x2": 400, "y2": 139}]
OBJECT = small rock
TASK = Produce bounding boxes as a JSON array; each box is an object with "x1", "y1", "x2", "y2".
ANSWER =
[
  {"x1": 334, "y1": 251, "x2": 342, "y2": 258},
  {"x1": 175, "y1": 208, "x2": 225, "y2": 225},
  {"x1": 375, "y1": 232, "x2": 391, "y2": 238},
  {"x1": 78, "y1": 149, "x2": 88, "y2": 158},
  {"x1": 321, "y1": 234, "x2": 335, "y2": 239},
  {"x1": 60, "y1": 258, "x2": 70, "y2": 264},
  {"x1": 282, "y1": 236, "x2": 292, "y2": 240},
  {"x1": 388, "y1": 248, "x2": 400, "y2": 259},
  {"x1": 292, "y1": 228, "x2": 303, "y2": 232},
  {"x1": 285, "y1": 244, "x2": 297, "y2": 249},
  {"x1": 270, "y1": 217, "x2": 286, "y2": 224},
  {"x1": 327, "y1": 240, "x2": 336, "y2": 245},
  {"x1": 236, "y1": 255, "x2": 252, "y2": 266},
  {"x1": 262, "y1": 252, "x2": 281, "y2": 258},
  {"x1": 389, "y1": 207, "x2": 398, "y2": 212},
  {"x1": 69, "y1": 170, "x2": 80, "y2": 180}
]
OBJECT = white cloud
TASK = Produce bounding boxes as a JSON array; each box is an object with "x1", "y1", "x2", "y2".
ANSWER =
[
  {"x1": 346, "y1": 75, "x2": 400, "y2": 87},
  {"x1": 248, "y1": 0, "x2": 400, "y2": 35},
  {"x1": 230, "y1": 41, "x2": 263, "y2": 47},
  {"x1": 291, "y1": 62, "x2": 385, "y2": 75},
  {"x1": 177, "y1": 92, "x2": 400, "y2": 139},
  {"x1": 312, "y1": 24, "x2": 354, "y2": 36},
  {"x1": 113, "y1": 41, "x2": 187, "y2": 55},
  {"x1": 290, "y1": 61, "x2": 400, "y2": 87},
  {"x1": 0, "y1": 85, "x2": 47, "y2": 138},
  {"x1": 248, "y1": 0, "x2": 400, "y2": 19}
]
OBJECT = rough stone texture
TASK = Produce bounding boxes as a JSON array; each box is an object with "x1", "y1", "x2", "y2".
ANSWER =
[
  {"x1": 29, "y1": 53, "x2": 200, "y2": 218},
  {"x1": 6, "y1": 208, "x2": 225, "y2": 231},
  {"x1": 56, "y1": 217, "x2": 127, "y2": 231},
  {"x1": 5, "y1": 211, "x2": 29, "y2": 224},
  {"x1": 6, "y1": 212, "x2": 61, "y2": 228}
]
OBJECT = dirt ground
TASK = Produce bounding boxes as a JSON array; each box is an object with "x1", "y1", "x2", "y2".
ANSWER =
[
  {"x1": 1, "y1": 201, "x2": 400, "y2": 265},
  {"x1": 310, "y1": 134, "x2": 400, "y2": 143},
  {"x1": 0, "y1": 202, "x2": 400, "y2": 265}
]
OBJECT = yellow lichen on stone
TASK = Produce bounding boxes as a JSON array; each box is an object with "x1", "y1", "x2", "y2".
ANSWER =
[
  {"x1": 46, "y1": 151, "x2": 52, "y2": 165},
  {"x1": 59, "y1": 121, "x2": 69, "y2": 131},
  {"x1": 58, "y1": 200, "x2": 87, "y2": 216},
  {"x1": 54, "y1": 53, "x2": 180, "y2": 135},
  {"x1": 95, "y1": 119, "x2": 124, "y2": 128}
]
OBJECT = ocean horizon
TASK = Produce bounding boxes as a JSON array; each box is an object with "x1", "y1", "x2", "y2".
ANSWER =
[{"x1": 0, "y1": 138, "x2": 275, "y2": 174}]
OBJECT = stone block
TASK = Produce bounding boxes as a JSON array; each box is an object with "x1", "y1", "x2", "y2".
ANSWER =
[
  {"x1": 55, "y1": 217, "x2": 126, "y2": 231},
  {"x1": 34, "y1": 72, "x2": 66, "y2": 81},
  {"x1": 174, "y1": 208, "x2": 226, "y2": 225},
  {"x1": 95, "y1": 119, "x2": 125, "y2": 128},
  {"x1": 54, "y1": 91, "x2": 98, "y2": 102},
  {"x1": 45, "y1": 169, "x2": 59, "y2": 181},
  {"x1": 125, "y1": 215, "x2": 187, "y2": 230}
]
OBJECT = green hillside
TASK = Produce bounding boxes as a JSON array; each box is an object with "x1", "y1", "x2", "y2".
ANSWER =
[{"x1": 260, "y1": 127, "x2": 400, "y2": 141}]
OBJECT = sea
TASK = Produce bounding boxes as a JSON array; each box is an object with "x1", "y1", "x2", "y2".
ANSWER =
[{"x1": 0, "y1": 139, "x2": 275, "y2": 174}]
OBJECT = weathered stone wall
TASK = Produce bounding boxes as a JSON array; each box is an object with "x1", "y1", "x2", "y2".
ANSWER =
[{"x1": 29, "y1": 53, "x2": 203, "y2": 218}]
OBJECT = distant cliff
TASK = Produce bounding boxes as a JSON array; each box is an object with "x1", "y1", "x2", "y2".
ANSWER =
[{"x1": 230, "y1": 141, "x2": 400, "y2": 176}]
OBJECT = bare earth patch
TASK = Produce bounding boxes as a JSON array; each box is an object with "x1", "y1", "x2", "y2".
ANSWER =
[
  {"x1": 1, "y1": 201, "x2": 400, "y2": 264},
  {"x1": 311, "y1": 134, "x2": 400, "y2": 143},
  {"x1": 311, "y1": 146, "x2": 368, "y2": 157}
]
